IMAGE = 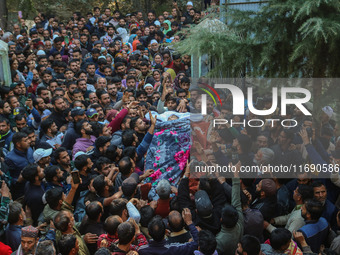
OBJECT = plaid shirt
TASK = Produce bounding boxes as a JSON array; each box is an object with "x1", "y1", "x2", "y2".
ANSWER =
[{"x1": 97, "y1": 233, "x2": 148, "y2": 251}]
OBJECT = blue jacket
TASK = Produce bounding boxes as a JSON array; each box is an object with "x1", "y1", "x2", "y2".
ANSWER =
[
  {"x1": 4, "y1": 147, "x2": 34, "y2": 183},
  {"x1": 298, "y1": 217, "x2": 329, "y2": 253},
  {"x1": 0, "y1": 131, "x2": 14, "y2": 153}
]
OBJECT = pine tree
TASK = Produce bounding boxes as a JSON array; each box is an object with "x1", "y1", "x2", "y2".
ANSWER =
[{"x1": 176, "y1": 0, "x2": 340, "y2": 123}]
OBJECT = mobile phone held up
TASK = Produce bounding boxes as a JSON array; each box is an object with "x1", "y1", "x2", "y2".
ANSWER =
[
  {"x1": 71, "y1": 170, "x2": 80, "y2": 184},
  {"x1": 18, "y1": 11, "x2": 23, "y2": 19}
]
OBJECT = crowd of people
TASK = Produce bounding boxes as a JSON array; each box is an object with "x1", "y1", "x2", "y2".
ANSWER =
[{"x1": 0, "y1": 2, "x2": 340, "y2": 255}]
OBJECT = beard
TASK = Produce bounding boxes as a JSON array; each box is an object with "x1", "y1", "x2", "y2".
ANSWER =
[
  {"x1": 58, "y1": 176, "x2": 65, "y2": 183},
  {"x1": 85, "y1": 129, "x2": 93, "y2": 135},
  {"x1": 301, "y1": 211, "x2": 308, "y2": 220}
]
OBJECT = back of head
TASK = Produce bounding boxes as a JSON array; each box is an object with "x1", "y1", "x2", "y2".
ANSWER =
[
  {"x1": 240, "y1": 235, "x2": 261, "y2": 255},
  {"x1": 140, "y1": 205, "x2": 155, "y2": 228},
  {"x1": 305, "y1": 198, "x2": 324, "y2": 221},
  {"x1": 58, "y1": 234, "x2": 77, "y2": 255},
  {"x1": 198, "y1": 230, "x2": 217, "y2": 255},
  {"x1": 117, "y1": 222, "x2": 135, "y2": 245},
  {"x1": 36, "y1": 240, "x2": 55, "y2": 255},
  {"x1": 156, "y1": 179, "x2": 171, "y2": 200},
  {"x1": 8, "y1": 201, "x2": 23, "y2": 224},
  {"x1": 86, "y1": 201, "x2": 103, "y2": 221},
  {"x1": 54, "y1": 210, "x2": 70, "y2": 232},
  {"x1": 221, "y1": 204, "x2": 239, "y2": 228},
  {"x1": 45, "y1": 187, "x2": 63, "y2": 210},
  {"x1": 110, "y1": 198, "x2": 128, "y2": 216},
  {"x1": 94, "y1": 248, "x2": 111, "y2": 255},
  {"x1": 104, "y1": 215, "x2": 122, "y2": 236},
  {"x1": 297, "y1": 184, "x2": 314, "y2": 202},
  {"x1": 270, "y1": 228, "x2": 292, "y2": 251},
  {"x1": 148, "y1": 215, "x2": 165, "y2": 242}
]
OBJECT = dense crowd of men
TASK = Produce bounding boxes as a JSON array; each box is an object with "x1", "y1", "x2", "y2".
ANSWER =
[{"x1": 0, "y1": 2, "x2": 340, "y2": 255}]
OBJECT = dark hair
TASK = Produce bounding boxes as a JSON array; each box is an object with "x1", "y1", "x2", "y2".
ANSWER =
[
  {"x1": 96, "y1": 156, "x2": 111, "y2": 172},
  {"x1": 123, "y1": 146, "x2": 136, "y2": 160},
  {"x1": 240, "y1": 235, "x2": 261, "y2": 255},
  {"x1": 41, "y1": 118, "x2": 55, "y2": 134},
  {"x1": 95, "y1": 136, "x2": 111, "y2": 149},
  {"x1": 221, "y1": 204, "x2": 239, "y2": 228},
  {"x1": 117, "y1": 222, "x2": 135, "y2": 245},
  {"x1": 118, "y1": 156, "x2": 133, "y2": 176},
  {"x1": 44, "y1": 165, "x2": 60, "y2": 182},
  {"x1": 104, "y1": 216, "x2": 121, "y2": 235},
  {"x1": 74, "y1": 154, "x2": 90, "y2": 171},
  {"x1": 58, "y1": 234, "x2": 77, "y2": 255},
  {"x1": 22, "y1": 164, "x2": 38, "y2": 183},
  {"x1": 94, "y1": 248, "x2": 111, "y2": 255},
  {"x1": 297, "y1": 184, "x2": 314, "y2": 202},
  {"x1": 21, "y1": 126, "x2": 35, "y2": 136},
  {"x1": 0, "y1": 116, "x2": 9, "y2": 125},
  {"x1": 110, "y1": 198, "x2": 127, "y2": 216},
  {"x1": 92, "y1": 175, "x2": 106, "y2": 195},
  {"x1": 105, "y1": 144, "x2": 119, "y2": 162},
  {"x1": 270, "y1": 228, "x2": 292, "y2": 251},
  {"x1": 54, "y1": 147, "x2": 68, "y2": 161},
  {"x1": 36, "y1": 240, "x2": 55, "y2": 255},
  {"x1": 122, "y1": 129, "x2": 137, "y2": 147},
  {"x1": 12, "y1": 132, "x2": 27, "y2": 147},
  {"x1": 198, "y1": 230, "x2": 217, "y2": 255},
  {"x1": 312, "y1": 181, "x2": 325, "y2": 189},
  {"x1": 148, "y1": 216, "x2": 165, "y2": 242},
  {"x1": 45, "y1": 187, "x2": 63, "y2": 209},
  {"x1": 8, "y1": 201, "x2": 23, "y2": 224},
  {"x1": 140, "y1": 205, "x2": 155, "y2": 228},
  {"x1": 54, "y1": 210, "x2": 71, "y2": 232},
  {"x1": 305, "y1": 198, "x2": 324, "y2": 220},
  {"x1": 86, "y1": 201, "x2": 103, "y2": 220},
  {"x1": 75, "y1": 119, "x2": 87, "y2": 135}
]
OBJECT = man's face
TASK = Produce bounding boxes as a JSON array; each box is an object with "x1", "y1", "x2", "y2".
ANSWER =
[
  {"x1": 256, "y1": 135, "x2": 268, "y2": 148},
  {"x1": 19, "y1": 137, "x2": 30, "y2": 151},
  {"x1": 97, "y1": 78, "x2": 107, "y2": 89},
  {"x1": 100, "y1": 93, "x2": 111, "y2": 107},
  {"x1": 116, "y1": 65, "x2": 126, "y2": 76},
  {"x1": 10, "y1": 97, "x2": 20, "y2": 109},
  {"x1": 140, "y1": 65, "x2": 149, "y2": 76},
  {"x1": 27, "y1": 132, "x2": 36, "y2": 147},
  {"x1": 21, "y1": 237, "x2": 38, "y2": 255},
  {"x1": 65, "y1": 71, "x2": 74, "y2": 80},
  {"x1": 40, "y1": 89, "x2": 50, "y2": 103},
  {"x1": 73, "y1": 92, "x2": 83, "y2": 101},
  {"x1": 49, "y1": 82, "x2": 58, "y2": 93},
  {"x1": 80, "y1": 35, "x2": 88, "y2": 44},
  {"x1": 107, "y1": 84, "x2": 117, "y2": 97},
  {"x1": 301, "y1": 204, "x2": 308, "y2": 220},
  {"x1": 68, "y1": 84, "x2": 77, "y2": 94},
  {"x1": 135, "y1": 118, "x2": 147, "y2": 132},
  {"x1": 167, "y1": 100, "x2": 177, "y2": 110},
  {"x1": 137, "y1": 94, "x2": 147, "y2": 102},
  {"x1": 58, "y1": 151, "x2": 71, "y2": 166},
  {"x1": 50, "y1": 122, "x2": 58, "y2": 135},
  {"x1": 70, "y1": 62, "x2": 79, "y2": 73},
  {"x1": 104, "y1": 68, "x2": 112, "y2": 77},
  {"x1": 95, "y1": 107, "x2": 105, "y2": 120},
  {"x1": 100, "y1": 142, "x2": 111, "y2": 154},
  {"x1": 207, "y1": 99, "x2": 214, "y2": 114},
  {"x1": 78, "y1": 80, "x2": 87, "y2": 93},
  {"x1": 148, "y1": 12, "x2": 155, "y2": 22},
  {"x1": 54, "y1": 98, "x2": 67, "y2": 112},
  {"x1": 1, "y1": 102, "x2": 11, "y2": 115},
  {"x1": 89, "y1": 93, "x2": 98, "y2": 104},
  {"x1": 87, "y1": 65, "x2": 96, "y2": 76},
  {"x1": 108, "y1": 27, "x2": 115, "y2": 36},
  {"x1": 0, "y1": 121, "x2": 10, "y2": 135},
  {"x1": 16, "y1": 118, "x2": 27, "y2": 131},
  {"x1": 314, "y1": 185, "x2": 327, "y2": 203}
]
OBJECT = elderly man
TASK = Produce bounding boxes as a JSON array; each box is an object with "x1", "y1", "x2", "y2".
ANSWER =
[{"x1": 12, "y1": 226, "x2": 40, "y2": 255}]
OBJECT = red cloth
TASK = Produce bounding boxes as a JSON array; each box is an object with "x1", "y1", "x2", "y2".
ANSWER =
[
  {"x1": 0, "y1": 242, "x2": 12, "y2": 255},
  {"x1": 108, "y1": 108, "x2": 128, "y2": 133},
  {"x1": 155, "y1": 198, "x2": 172, "y2": 218}
]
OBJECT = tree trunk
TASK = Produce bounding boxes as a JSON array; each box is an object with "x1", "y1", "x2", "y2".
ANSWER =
[{"x1": 0, "y1": 0, "x2": 8, "y2": 30}]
